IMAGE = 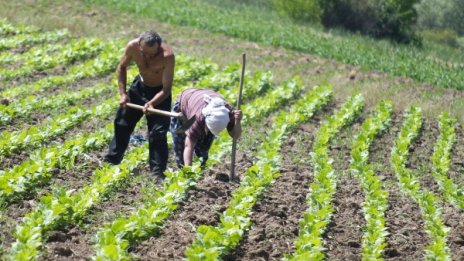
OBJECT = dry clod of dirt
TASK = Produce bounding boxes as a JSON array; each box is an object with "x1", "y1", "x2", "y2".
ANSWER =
[{"x1": 0, "y1": 98, "x2": 10, "y2": 106}]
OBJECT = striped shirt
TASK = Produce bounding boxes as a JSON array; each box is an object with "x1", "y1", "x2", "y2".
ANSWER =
[{"x1": 178, "y1": 88, "x2": 235, "y2": 140}]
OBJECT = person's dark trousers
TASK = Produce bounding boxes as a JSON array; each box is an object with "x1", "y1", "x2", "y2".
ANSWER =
[
  {"x1": 171, "y1": 101, "x2": 214, "y2": 168},
  {"x1": 104, "y1": 75, "x2": 171, "y2": 175}
]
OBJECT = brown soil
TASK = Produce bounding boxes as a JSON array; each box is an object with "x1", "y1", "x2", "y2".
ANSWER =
[
  {"x1": 2, "y1": 11, "x2": 464, "y2": 259},
  {"x1": 131, "y1": 152, "x2": 249, "y2": 260},
  {"x1": 450, "y1": 124, "x2": 464, "y2": 185},
  {"x1": 40, "y1": 166, "x2": 157, "y2": 261},
  {"x1": 323, "y1": 120, "x2": 365, "y2": 261},
  {"x1": 369, "y1": 113, "x2": 429, "y2": 260},
  {"x1": 410, "y1": 120, "x2": 464, "y2": 261},
  {"x1": 0, "y1": 114, "x2": 114, "y2": 169},
  {"x1": 228, "y1": 108, "x2": 332, "y2": 261}
]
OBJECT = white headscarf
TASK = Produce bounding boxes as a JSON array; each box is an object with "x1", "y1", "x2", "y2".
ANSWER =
[{"x1": 201, "y1": 95, "x2": 230, "y2": 136}]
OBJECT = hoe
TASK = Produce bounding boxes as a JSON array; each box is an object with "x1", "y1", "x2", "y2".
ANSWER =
[{"x1": 125, "y1": 102, "x2": 196, "y2": 134}]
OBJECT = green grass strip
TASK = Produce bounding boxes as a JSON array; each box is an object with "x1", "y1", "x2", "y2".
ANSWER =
[{"x1": 85, "y1": 0, "x2": 464, "y2": 89}]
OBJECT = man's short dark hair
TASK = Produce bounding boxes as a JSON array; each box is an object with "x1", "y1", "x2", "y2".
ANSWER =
[{"x1": 139, "y1": 31, "x2": 162, "y2": 47}]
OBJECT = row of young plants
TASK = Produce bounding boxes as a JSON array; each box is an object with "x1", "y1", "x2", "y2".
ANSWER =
[
  {"x1": 0, "y1": 29, "x2": 69, "y2": 51},
  {"x1": 0, "y1": 42, "x2": 121, "y2": 99},
  {"x1": 0, "y1": 96, "x2": 116, "y2": 158},
  {"x1": 0, "y1": 38, "x2": 114, "y2": 81},
  {"x1": 0, "y1": 19, "x2": 38, "y2": 36},
  {"x1": 430, "y1": 113, "x2": 464, "y2": 210},
  {"x1": 8, "y1": 144, "x2": 148, "y2": 261},
  {"x1": 349, "y1": 101, "x2": 393, "y2": 260},
  {"x1": 0, "y1": 54, "x2": 219, "y2": 207},
  {"x1": 0, "y1": 48, "x2": 212, "y2": 100},
  {"x1": 3, "y1": 55, "x2": 274, "y2": 260},
  {"x1": 0, "y1": 123, "x2": 113, "y2": 208},
  {"x1": 390, "y1": 107, "x2": 451, "y2": 260},
  {"x1": 0, "y1": 40, "x2": 77, "y2": 65},
  {"x1": 86, "y1": 0, "x2": 464, "y2": 89},
  {"x1": 185, "y1": 85, "x2": 333, "y2": 260},
  {"x1": 0, "y1": 53, "x2": 214, "y2": 126},
  {"x1": 92, "y1": 74, "x2": 307, "y2": 260},
  {"x1": 285, "y1": 93, "x2": 364, "y2": 260},
  {"x1": 0, "y1": 82, "x2": 111, "y2": 125}
]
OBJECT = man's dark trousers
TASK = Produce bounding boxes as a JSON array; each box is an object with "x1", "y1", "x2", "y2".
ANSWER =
[{"x1": 104, "y1": 75, "x2": 171, "y2": 175}]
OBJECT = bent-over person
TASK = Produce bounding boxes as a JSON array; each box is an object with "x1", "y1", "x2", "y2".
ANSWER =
[{"x1": 171, "y1": 88, "x2": 242, "y2": 167}]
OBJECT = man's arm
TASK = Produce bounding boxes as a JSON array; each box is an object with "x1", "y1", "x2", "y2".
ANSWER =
[
  {"x1": 117, "y1": 43, "x2": 134, "y2": 107},
  {"x1": 147, "y1": 54, "x2": 175, "y2": 108},
  {"x1": 184, "y1": 135, "x2": 197, "y2": 166}
]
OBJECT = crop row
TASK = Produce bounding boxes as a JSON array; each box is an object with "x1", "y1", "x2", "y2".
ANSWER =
[
  {"x1": 93, "y1": 66, "x2": 301, "y2": 261},
  {"x1": 0, "y1": 19, "x2": 38, "y2": 36},
  {"x1": 349, "y1": 101, "x2": 393, "y2": 259},
  {"x1": 286, "y1": 93, "x2": 364, "y2": 260},
  {"x1": 391, "y1": 107, "x2": 451, "y2": 260},
  {"x1": 3, "y1": 56, "x2": 277, "y2": 260},
  {"x1": 0, "y1": 39, "x2": 113, "y2": 81},
  {"x1": 186, "y1": 85, "x2": 333, "y2": 260},
  {"x1": 430, "y1": 113, "x2": 464, "y2": 210},
  {"x1": 0, "y1": 29, "x2": 69, "y2": 51}
]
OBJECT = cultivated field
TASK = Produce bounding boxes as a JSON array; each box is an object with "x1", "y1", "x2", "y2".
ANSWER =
[{"x1": 1, "y1": 18, "x2": 464, "y2": 261}]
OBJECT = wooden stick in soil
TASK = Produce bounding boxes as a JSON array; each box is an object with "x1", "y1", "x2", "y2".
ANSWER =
[{"x1": 230, "y1": 53, "x2": 246, "y2": 181}]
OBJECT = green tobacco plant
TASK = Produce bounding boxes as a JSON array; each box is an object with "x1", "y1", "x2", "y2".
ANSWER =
[
  {"x1": 0, "y1": 42, "x2": 122, "y2": 99},
  {"x1": 350, "y1": 101, "x2": 393, "y2": 260},
  {"x1": 430, "y1": 113, "x2": 464, "y2": 209},
  {"x1": 8, "y1": 146, "x2": 147, "y2": 261},
  {"x1": 0, "y1": 19, "x2": 38, "y2": 36},
  {"x1": 0, "y1": 97, "x2": 116, "y2": 158},
  {"x1": 92, "y1": 65, "x2": 282, "y2": 261},
  {"x1": 0, "y1": 29, "x2": 69, "y2": 51},
  {"x1": 0, "y1": 39, "x2": 111, "y2": 80},
  {"x1": 285, "y1": 93, "x2": 364, "y2": 260},
  {"x1": 186, "y1": 85, "x2": 333, "y2": 260},
  {"x1": 391, "y1": 107, "x2": 451, "y2": 260}
]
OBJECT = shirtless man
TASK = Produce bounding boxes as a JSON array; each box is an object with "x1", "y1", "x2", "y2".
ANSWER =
[{"x1": 104, "y1": 31, "x2": 175, "y2": 177}]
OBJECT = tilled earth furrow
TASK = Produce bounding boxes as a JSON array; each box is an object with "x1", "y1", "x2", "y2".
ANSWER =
[
  {"x1": 227, "y1": 105, "x2": 333, "y2": 260},
  {"x1": 370, "y1": 113, "x2": 428, "y2": 260},
  {"x1": 231, "y1": 121, "x2": 322, "y2": 260},
  {"x1": 40, "y1": 163, "x2": 158, "y2": 261},
  {"x1": 324, "y1": 121, "x2": 365, "y2": 260},
  {"x1": 129, "y1": 110, "x2": 276, "y2": 260},
  {"x1": 410, "y1": 120, "x2": 464, "y2": 260},
  {"x1": 0, "y1": 113, "x2": 114, "y2": 169},
  {"x1": 450, "y1": 124, "x2": 464, "y2": 185},
  {"x1": 133, "y1": 163, "x2": 245, "y2": 260}
]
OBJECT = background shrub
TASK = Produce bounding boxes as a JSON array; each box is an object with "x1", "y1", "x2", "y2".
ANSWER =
[{"x1": 269, "y1": 0, "x2": 322, "y2": 25}]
